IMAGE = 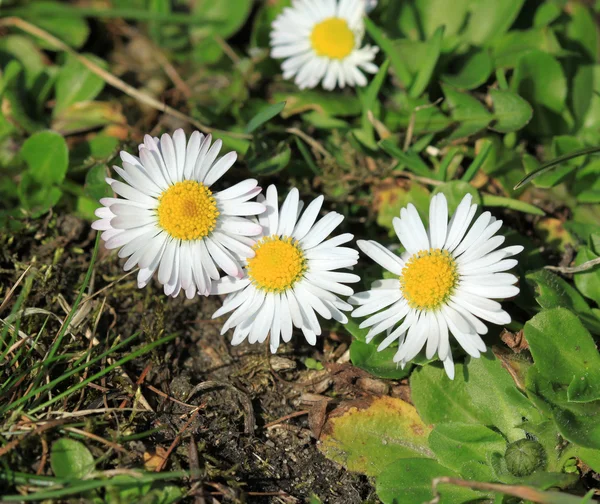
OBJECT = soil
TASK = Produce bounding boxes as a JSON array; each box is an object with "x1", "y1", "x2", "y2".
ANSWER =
[{"x1": 0, "y1": 212, "x2": 380, "y2": 503}]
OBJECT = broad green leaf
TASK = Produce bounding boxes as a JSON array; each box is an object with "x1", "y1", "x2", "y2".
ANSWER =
[
  {"x1": 397, "y1": 0, "x2": 470, "y2": 39},
  {"x1": 318, "y1": 396, "x2": 433, "y2": 477},
  {"x1": 463, "y1": 0, "x2": 526, "y2": 45},
  {"x1": 349, "y1": 341, "x2": 410, "y2": 379},
  {"x1": 574, "y1": 247, "x2": 600, "y2": 306},
  {"x1": 488, "y1": 89, "x2": 533, "y2": 133},
  {"x1": 524, "y1": 308, "x2": 600, "y2": 403},
  {"x1": 409, "y1": 26, "x2": 444, "y2": 98},
  {"x1": 412, "y1": 354, "x2": 539, "y2": 440},
  {"x1": 441, "y1": 84, "x2": 492, "y2": 139},
  {"x1": 52, "y1": 101, "x2": 126, "y2": 135},
  {"x1": 21, "y1": 130, "x2": 68, "y2": 185},
  {"x1": 525, "y1": 270, "x2": 591, "y2": 314},
  {"x1": 442, "y1": 49, "x2": 493, "y2": 90},
  {"x1": 50, "y1": 438, "x2": 95, "y2": 479},
  {"x1": 432, "y1": 181, "x2": 481, "y2": 214},
  {"x1": 54, "y1": 54, "x2": 107, "y2": 115},
  {"x1": 84, "y1": 164, "x2": 111, "y2": 203},
  {"x1": 0, "y1": 35, "x2": 45, "y2": 89},
  {"x1": 191, "y1": 0, "x2": 252, "y2": 38},
  {"x1": 386, "y1": 93, "x2": 453, "y2": 134},
  {"x1": 577, "y1": 447, "x2": 600, "y2": 472},
  {"x1": 376, "y1": 458, "x2": 484, "y2": 504},
  {"x1": 26, "y1": 1, "x2": 90, "y2": 49},
  {"x1": 527, "y1": 366, "x2": 600, "y2": 450},
  {"x1": 429, "y1": 423, "x2": 506, "y2": 481},
  {"x1": 245, "y1": 101, "x2": 285, "y2": 133},
  {"x1": 492, "y1": 28, "x2": 563, "y2": 69},
  {"x1": 511, "y1": 51, "x2": 567, "y2": 126},
  {"x1": 566, "y1": 3, "x2": 598, "y2": 61}
]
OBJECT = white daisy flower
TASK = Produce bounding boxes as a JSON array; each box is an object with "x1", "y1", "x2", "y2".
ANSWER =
[
  {"x1": 211, "y1": 185, "x2": 360, "y2": 352},
  {"x1": 91, "y1": 129, "x2": 266, "y2": 299},
  {"x1": 270, "y1": 0, "x2": 379, "y2": 90},
  {"x1": 348, "y1": 193, "x2": 522, "y2": 379}
]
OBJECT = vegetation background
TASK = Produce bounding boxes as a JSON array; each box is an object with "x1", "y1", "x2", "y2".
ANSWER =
[{"x1": 1, "y1": 0, "x2": 600, "y2": 502}]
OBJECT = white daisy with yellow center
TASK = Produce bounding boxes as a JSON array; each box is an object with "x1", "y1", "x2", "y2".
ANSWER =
[
  {"x1": 91, "y1": 129, "x2": 265, "y2": 298},
  {"x1": 270, "y1": 0, "x2": 379, "y2": 90},
  {"x1": 348, "y1": 193, "x2": 522, "y2": 379},
  {"x1": 211, "y1": 185, "x2": 360, "y2": 352}
]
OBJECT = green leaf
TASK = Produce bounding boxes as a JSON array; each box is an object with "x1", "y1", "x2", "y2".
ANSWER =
[
  {"x1": 53, "y1": 54, "x2": 107, "y2": 115},
  {"x1": 577, "y1": 447, "x2": 600, "y2": 472},
  {"x1": 375, "y1": 182, "x2": 431, "y2": 232},
  {"x1": 21, "y1": 131, "x2": 68, "y2": 185},
  {"x1": 574, "y1": 247, "x2": 600, "y2": 306},
  {"x1": 442, "y1": 49, "x2": 493, "y2": 90},
  {"x1": 515, "y1": 146, "x2": 600, "y2": 189},
  {"x1": 350, "y1": 341, "x2": 411, "y2": 380},
  {"x1": 511, "y1": 50, "x2": 567, "y2": 115},
  {"x1": 318, "y1": 396, "x2": 433, "y2": 477},
  {"x1": 524, "y1": 308, "x2": 600, "y2": 403},
  {"x1": 488, "y1": 89, "x2": 533, "y2": 133},
  {"x1": 376, "y1": 458, "x2": 484, "y2": 504},
  {"x1": 248, "y1": 141, "x2": 291, "y2": 175},
  {"x1": 364, "y1": 18, "x2": 411, "y2": 87},
  {"x1": 429, "y1": 423, "x2": 506, "y2": 481},
  {"x1": 52, "y1": 101, "x2": 126, "y2": 135},
  {"x1": 526, "y1": 366, "x2": 600, "y2": 450},
  {"x1": 191, "y1": 0, "x2": 252, "y2": 38},
  {"x1": 84, "y1": 164, "x2": 111, "y2": 203},
  {"x1": 409, "y1": 26, "x2": 444, "y2": 98},
  {"x1": 441, "y1": 84, "x2": 493, "y2": 139},
  {"x1": 244, "y1": 101, "x2": 286, "y2": 133},
  {"x1": 481, "y1": 194, "x2": 544, "y2": 215},
  {"x1": 432, "y1": 181, "x2": 481, "y2": 214},
  {"x1": 25, "y1": 1, "x2": 90, "y2": 49},
  {"x1": 463, "y1": 0, "x2": 526, "y2": 45},
  {"x1": 525, "y1": 270, "x2": 591, "y2": 314},
  {"x1": 272, "y1": 90, "x2": 361, "y2": 118},
  {"x1": 412, "y1": 354, "x2": 539, "y2": 441},
  {"x1": 566, "y1": 3, "x2": 598, "y2": 61},
  {"x1": 379, "y1": 139, "x2": 432, "y2": 178},
  {"x1": 50, "y1": 438, "x2": 95, "y2": 479}
]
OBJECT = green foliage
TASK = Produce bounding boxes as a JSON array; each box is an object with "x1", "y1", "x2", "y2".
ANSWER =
[
  {"x1": 2, "y1": 0, "x2": 600, "y2": 501},
  {"x1": 50, "y1": 438, "x2": 95, "y2": 479}
]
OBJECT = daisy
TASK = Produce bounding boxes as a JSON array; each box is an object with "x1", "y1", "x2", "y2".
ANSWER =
[
  {"x1": 348, "y1": 193, "x2": 522, "y2": 379},
  {"x1": 91, "y1": 129, "x2": 265, "y2": 299},
  {"x1": 211, "y1": 185, "x2": 360, "y2": 352},
  {"x1": 270, "y1": 0, "x2": 379, "y2": 90}
]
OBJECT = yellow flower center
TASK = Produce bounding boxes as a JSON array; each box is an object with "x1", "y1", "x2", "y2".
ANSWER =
[
  {"x1": 157, "y1": 180, "x2": 219, "y2": 240},
  {"x1": 310, "y1": 17, "x2": 355, "y2": 59},
  {"x1": 400, "y1": 249, "x2": 458, "y2": 310},
  {"x1": 247, "y1": 235, "x2": 306, "y2": 292}
]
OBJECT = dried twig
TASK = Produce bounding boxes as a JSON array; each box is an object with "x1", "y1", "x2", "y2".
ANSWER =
[
  {"x1": 0, "y1": 17, "x2": 250, "y2": 139},
  {"x1": 545, "y1": 257, "x2": 600, "y2": 274}
]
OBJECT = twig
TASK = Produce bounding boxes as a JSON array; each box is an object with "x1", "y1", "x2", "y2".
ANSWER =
[
  {"x1": 155, "y1": 410, "x2": 200, "y2": 472},
  {"x1": 545, "y1": 257, "x2": 600, "y2": 274},
  {"x1": 0, "y1": 265, "x2": 31, "y2": 315},
  {"x1": 145, "y1": 384, "x2": 200, "y2": 409},
  {"x1": 64, "y1": 426, "x2": 130, "y2": 454},
  {"x1": 286, "y1": 128, "x2": 333, "y2": 159},
  {"x1": 264, "y1": 410, "x2": 309, "y2": 429},
  {"x1": 427, "y1": 477, "x2": 588, "y2": 504},
  {"x1": 0, "y1": 17, "x2": 250, "y2": 139}
]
